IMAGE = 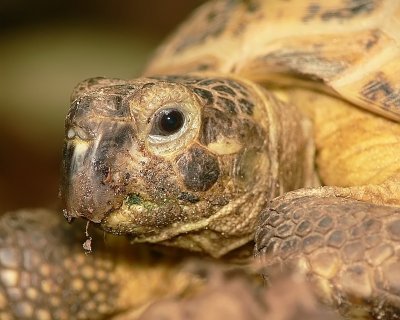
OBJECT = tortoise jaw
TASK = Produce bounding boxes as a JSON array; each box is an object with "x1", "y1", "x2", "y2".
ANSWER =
[
  {"x1": 61, "y1": 121, "x2": 136, "y2": 224},
  {"x1": 97, "y1": 193, "x2": 186, "y2": 236},
  {"x1": 61, "y1": 138, "x2": 116, "y2": 224}
]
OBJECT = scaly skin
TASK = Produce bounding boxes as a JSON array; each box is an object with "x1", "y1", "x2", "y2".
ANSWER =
[
  {"x1": 0, "y1": 209, "x2": 200, "y2": 320},
  {"x1": 255, "y1": 196, "x2": 400, "y2": 318}
]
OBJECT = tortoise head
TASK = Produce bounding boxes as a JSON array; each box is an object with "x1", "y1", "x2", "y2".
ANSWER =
[{"x1": 61, "y1": 75, "x2": 307, "y2": 256}]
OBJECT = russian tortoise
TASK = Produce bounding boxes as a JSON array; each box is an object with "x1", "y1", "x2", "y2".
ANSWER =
[
  {"x1": 63, "y1": 0, "x2": 400, "y2": 318},
  {"x1": 1, "y1": 0, "x2": 400, "y2": 319}
]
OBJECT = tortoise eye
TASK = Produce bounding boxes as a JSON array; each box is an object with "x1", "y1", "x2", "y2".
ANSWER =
[
  {"x1": 151, "y1": 108, "x2": 185, "y2": 136},
  {"x1": 146, "y1": 99, "x2": 200, "y2": 156}
]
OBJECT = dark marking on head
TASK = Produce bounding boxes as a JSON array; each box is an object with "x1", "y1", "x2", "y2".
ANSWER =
[
  {"x1": 225, "y1": 80, "x2": 250, "y2": 97},
  {"x1": 113, "y1": 95, "x2": 123, "y2": 110},
  {"x1": 112, "y1": 125, "x2": 135, "y2": 148},
  {"x1": 177, "y1": 192, "x2": 200, "y2": 203},
  {"x1": 238, "y1": 98, "x2": 255, "y2": 115},
  {"x1": 198, "y1": 79, "x2": 219, "y2": 86},
  {"x1": 94, "y1": 159, "x2": 111, "y2": 186},
  {"x1": 67, "y1": 101, "x2": 87, "y2": 128},
  {"x1": 98, "y1": 95, "x2": 131, "y2": 117},
  {"x1": 176, "y1": 146, "x2": 220, "y2": 192},
  {"x1": 69, "y1": 93, "x2": 134, "y2": 129},
  {"x1": 200, "y1": 116, "x2": 218, "y2": 145},
  {"x1": 142, "y1": 82, "x2": 156, "y2": 90},
  {"x1": 101, "y1": 85, "x2": 137, "y2": 97},
  {"x1": 88, "y1": 77, "x2": 105, "y2": 85},
  {"x1": 200, "y1": 105, "x2": 247, "y2": 146},
  {"x1": 219, "y1": 97, "x2": 237, "y2": 114},
  {"x1": 71, "y1": 77, "x2": 107, "y2": 101},
  {"x1": 213, "y1": 85, "x2": 236, "y2": 96},
  {"x1": 71, "y1": 77, "x2": 135, "y2": 102},
  {"x1": 193, "y1": 88, "x2": 215, "y2": 105},
  {"x1": 148, "y1": 75, "x2": 257, "y2": 119}
]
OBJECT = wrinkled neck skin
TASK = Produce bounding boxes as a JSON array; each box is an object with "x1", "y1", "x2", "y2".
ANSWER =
[{"x1": 62, "y1": 73, "x2": 315, "y2": 258}]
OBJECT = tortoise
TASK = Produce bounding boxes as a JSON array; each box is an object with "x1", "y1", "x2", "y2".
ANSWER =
[{"x1": 1, "y1": 0, "x2": 400, "y2": 319}]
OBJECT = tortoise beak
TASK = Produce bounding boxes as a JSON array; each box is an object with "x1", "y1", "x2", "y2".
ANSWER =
[
  {"x1": 61, "y1": 123, "x2": 135, "y2": 223},
  {"x1": 60, "y1": 95, "x2": 136, "y2": 223}
]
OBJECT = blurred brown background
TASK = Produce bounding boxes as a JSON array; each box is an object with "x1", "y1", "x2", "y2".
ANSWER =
[{"x1": 0, "y1": 0, "x2": 205, "y2": 212}]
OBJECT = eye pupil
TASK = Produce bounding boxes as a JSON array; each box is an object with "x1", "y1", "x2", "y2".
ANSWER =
[{"x1": 159, "y1": 109, "x2": 184, "y2": 135}]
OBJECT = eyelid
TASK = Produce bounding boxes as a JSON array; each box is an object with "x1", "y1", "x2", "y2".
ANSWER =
[{"x1": 145, "y1": 100, "x2": 200, "y2": 156}]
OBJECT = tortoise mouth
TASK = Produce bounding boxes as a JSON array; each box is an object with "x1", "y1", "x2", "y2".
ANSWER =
[
  {"x1": 94, "y1": 192, "x2": 194, "y2": 239},
  {"x1": 98, "y1": 197, "x2": 210, "y2": 243}
]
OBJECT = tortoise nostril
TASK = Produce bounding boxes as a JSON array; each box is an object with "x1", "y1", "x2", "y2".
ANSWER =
[
  {"x1": 66, "y1": 126, "x2": 94, "y2": 141},
  {"x1": 67, "y1": 128, "x2": 76, "y2": 139}
]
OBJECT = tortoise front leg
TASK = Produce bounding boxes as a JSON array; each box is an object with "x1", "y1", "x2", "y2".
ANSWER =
[
  {"x1": 0, "y1": 209, "x2": 198, "y2": 320},
  {"x1": 255, "y1": 194, "x2": 400, "y2": 319}
]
